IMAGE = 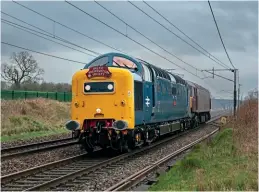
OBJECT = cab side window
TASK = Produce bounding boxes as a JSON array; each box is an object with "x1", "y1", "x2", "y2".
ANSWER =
[{"x1": 142, "y1": 64, "x2": 152, "y2": 82}]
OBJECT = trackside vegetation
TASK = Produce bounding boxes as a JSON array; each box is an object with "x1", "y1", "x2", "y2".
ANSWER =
[
  {"x1": 1, "y1": 98, "x2": 70, "y2": 142},
  {"x1": 149, "y1": 98, "x2": 258, "y2": 191}
]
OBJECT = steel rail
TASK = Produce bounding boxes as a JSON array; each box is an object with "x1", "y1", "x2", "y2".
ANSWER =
[
  {"x1": 28, "y1": 117, "x2": 223, "y2": 191},
  {"x1": 1, "y1": 137, "x2": 74, "y2": 153},
  {"x1": 1, "y1": 138, "x2": 78, "y2": 161},
  {"x1": 1, "y1": 153, "x2": 87, "y2": 184},
  {"x1": 1, "y1": 114, "x2": 226, "y2": 191},
  {"x1": 105, "y1": 128, "x2": 219, "y2": 191}
]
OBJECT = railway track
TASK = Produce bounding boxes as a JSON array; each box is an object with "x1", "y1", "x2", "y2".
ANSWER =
[
  {"x1": 106, "y1": 128, "x2": 219, "y2": 191},
  {"x1": 1, "y1": 114, "x2": 225, "y2": 191},
  {"x1": 1, "y1": 137, "x2": 78, "y2": 161}
]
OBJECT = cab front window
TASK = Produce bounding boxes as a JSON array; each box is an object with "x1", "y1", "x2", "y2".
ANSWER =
[
  {"x1": 113, "y1": 56, "x2": 137, "y2": 69},
  {"x1": 86, "y1": 56, "x2": 109, "y2": 68},
  {"x1": 84, "y1": 82, "x2": 115, "y2": 93}
]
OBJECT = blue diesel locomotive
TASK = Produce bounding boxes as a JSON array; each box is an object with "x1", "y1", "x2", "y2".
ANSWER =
[{"x1": 66, "y1": 52, "x2": 211, "y2": 152}]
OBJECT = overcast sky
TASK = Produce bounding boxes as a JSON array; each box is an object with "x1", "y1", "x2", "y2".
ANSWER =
[{"x1": 1, "y1": 0, "x2": 258, "y2": 99}]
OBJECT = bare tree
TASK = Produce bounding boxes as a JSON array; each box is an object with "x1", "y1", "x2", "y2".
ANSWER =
[
  {"x1": 1, "y1": 51, "x2": 44, "y2": 88},
  {"x1": 1, "y1": 80, "x2": 10, "y2": 90}
]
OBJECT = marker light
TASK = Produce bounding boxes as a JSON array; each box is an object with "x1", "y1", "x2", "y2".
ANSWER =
[
  {"x1": 107, "y1": 84, "x2": 113, "y2": 90},
  {"x1": 85, "y1": 85, "x2": 91, "y2": 91}
]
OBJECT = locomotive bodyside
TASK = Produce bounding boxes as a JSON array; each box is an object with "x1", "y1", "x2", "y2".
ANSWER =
[
  {"x1": 66, "y1": 52, "x2": 211, "y2": 153},
  {"x1": 137, "y1": 59, "x2": 190, "y2": 124},
  {"x1": 186, "y1": 80, "x2": 211, "y2": 123}
]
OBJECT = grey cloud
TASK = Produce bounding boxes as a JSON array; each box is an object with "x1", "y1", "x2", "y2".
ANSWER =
[
  {"x1": 138, "y1": 1, "x2": 258, "y2": 55},
  {"x1": 2, "y1": 1, "x2": 257, "y2": 58},
  {"x1": 1, "y1": 1, "x2": 258, "y2": 97}
]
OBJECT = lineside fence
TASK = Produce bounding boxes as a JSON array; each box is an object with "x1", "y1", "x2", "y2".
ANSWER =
[
  {"x1": 1, "y1": 90, "x2": 234, "y2": 109},
  {"x1": 1, "y1": 90, "x2": 72, "y2": 102}
]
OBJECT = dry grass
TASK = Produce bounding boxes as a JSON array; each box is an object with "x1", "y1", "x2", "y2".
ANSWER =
[
  {"x1": 1, "y1": 98, "x2": 71, "y2": 136},
  {"x1": 233, "y1": 98, "x2": 258, "y2": 154},
  {"x1": 224, "y1": 98, "x2": 258, "y2": 154},
  {"x1": 150, "y1": 98, "x2": 258, "y2": 191}
]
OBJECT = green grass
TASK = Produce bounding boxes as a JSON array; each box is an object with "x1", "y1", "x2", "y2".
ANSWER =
[
  {"x1": 149, "y1": 128, "x2": 258, "y2": 191},
  {"x1": 1, "y1": 128, "x2": 69, "y2": 142}
]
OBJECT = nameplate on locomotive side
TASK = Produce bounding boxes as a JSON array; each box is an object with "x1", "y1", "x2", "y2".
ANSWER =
[{"x1": 86, "y1": 66, "x2": 112, "y2": 79}]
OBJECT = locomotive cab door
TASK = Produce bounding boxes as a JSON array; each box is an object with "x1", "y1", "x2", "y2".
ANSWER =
[
  {"x1": 142, "y1": 64, "x2": 154, "y2": 123},
  {"x1": 192, "y1": 87, "x2": 197, "y2": 112}
]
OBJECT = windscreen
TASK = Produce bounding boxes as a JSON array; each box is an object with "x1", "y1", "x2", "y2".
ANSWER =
[{"x1": 86, "y1": 56, "x2": 109, "y2": 68}]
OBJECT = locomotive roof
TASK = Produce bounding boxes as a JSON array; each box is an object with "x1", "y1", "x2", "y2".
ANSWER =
[
  {"x1": 136, "y1": 58, "x2": 187, "y2": 85},
  {"x1": 186, "y1": 80, "x2": 210, "y2": 92},
  {"x1": 86, "y1": 52, "x2": 187, "y2": 85},
  {"x1": 168, "y1": 72, "x2": 186, "y2": 85}
]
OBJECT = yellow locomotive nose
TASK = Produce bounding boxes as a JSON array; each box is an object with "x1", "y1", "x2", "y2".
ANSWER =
[{"x1": 70, "y1": 67, "x2": 135, "y2": 131}]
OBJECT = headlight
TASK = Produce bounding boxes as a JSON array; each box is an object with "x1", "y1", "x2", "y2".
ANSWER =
[
  {"x1": 107, "y1": 84, "x2": 113, "y2": 90},
  {"x1": 85, "y1": 85, "x2": 91, "y2": 91}
]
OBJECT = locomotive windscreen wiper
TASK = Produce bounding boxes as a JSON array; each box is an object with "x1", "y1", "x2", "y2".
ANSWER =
[
  {"x1": 101, "y1": 61, "x2": 109, "y2": 66},
  {"x1": 112, "y1": 60, "x2": 129, "y2": 69},
  {"x1": 91, "y1": 60, "x2": 137, "y2": 72}
]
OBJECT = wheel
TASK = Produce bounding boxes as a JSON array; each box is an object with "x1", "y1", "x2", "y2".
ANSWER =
[
  {"x1": 122, "y1": 142, "x2": 132, "y2": 153},
  {"x1": 180, "y1": 121, "x2": 185, "y2": 132},
  {"x1": 81, "y1": 137, "x2": 94, "y2": 153}
]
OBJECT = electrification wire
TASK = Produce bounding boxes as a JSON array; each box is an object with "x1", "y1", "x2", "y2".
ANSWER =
[
  {"x1": 94, "y1": 1, "x2": 199, "y2": 71},
  {"x1": 202, "y1": 70, "x2": 234, "y2": 82},
  {"x1": 207, "y1": 0, "x2": 235, "y2": 69},
  {"x1": 2, "y1": 19, "x2": 97, "y2": 58},
  {"x1": 142, "y1": 0, "x2": 231, "y2": 70},
  {"x1": 128, "y1": 1, "x2": 231, "y2": 70},
  {"x1": 2, "y1": 41, "x2": 88, "y2": 65},
  {"x1": 65, "y1": 1, "x2": 201, "y2": 78},
  {"x1": 12, "y1": 0, "x2": 181, "y2": 71},
  {"x1": 202, "y1": 73, "x2": 233, "y2": 102},
  {"x1": 12, "y1": 0, "x2": 203, "y2": 78},
  {"x1": 1, "y1": 11, "x2": 51, "y2": 37},
  {"x1": 1, "y1": 12, "x2": 100, "y2": 56},
  {"x1": 11, "y1": 0, "x2": 128, "y2": 56}
]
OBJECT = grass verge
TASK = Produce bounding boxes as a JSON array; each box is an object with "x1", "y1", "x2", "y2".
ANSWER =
[
  {"x1": 1, "y1": 98, "x2": 71, "y2": 142},
  {"x1": 149, "y1": 98, "x2": 258, "y2": 191},
  {"x1": 149, "y1": 128, "x2": 257, "y2": 191}
]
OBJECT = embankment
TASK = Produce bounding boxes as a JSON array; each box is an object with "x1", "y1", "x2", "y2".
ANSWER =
[{"x1": 1, "y1": 98, "x2": 71, "y2": 142}]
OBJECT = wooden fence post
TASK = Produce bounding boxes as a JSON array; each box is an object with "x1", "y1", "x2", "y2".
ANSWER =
[{"x1": 12, "y1": 90, "x2": 14, "y2": 100}]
